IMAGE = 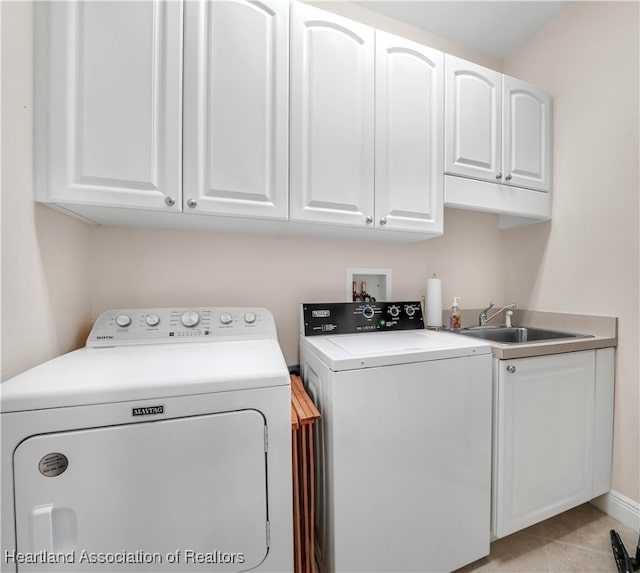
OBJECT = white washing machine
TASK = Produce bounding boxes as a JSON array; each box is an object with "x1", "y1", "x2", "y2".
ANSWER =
[
  {"x1": 299, "y1": 302, "x2": 493, "y2": 573},
  {"x1": 1, "y1": 307, "x2": 292, "y2": 572}
]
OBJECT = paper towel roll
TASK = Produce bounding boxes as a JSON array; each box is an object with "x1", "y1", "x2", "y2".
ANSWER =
[{"x1": 426, "y1": 277, "x2": 442, "y2": 328}]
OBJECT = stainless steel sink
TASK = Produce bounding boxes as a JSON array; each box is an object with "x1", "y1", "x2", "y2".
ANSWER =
[{"x1": 453, "y1": 326, "x2": 593, "y2": 344}]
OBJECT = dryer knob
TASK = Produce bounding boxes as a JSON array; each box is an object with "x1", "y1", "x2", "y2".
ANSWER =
[
  {"x1": 145, "y1": 314, "x2": 160, "y2": 327},
  {"x1": 244, "y1": 312, "x2": 257, "y2": 324},
  {"x1": 115, "y1": 314, "x2": 132, "y2": 328},
  {"x1": 405, "y1": 305, "x2": 416, "y2": 317},
  {"x1": 181, "y1": 311, "x2": 200, "y2": 328},
  {"x1": 220, "y1": 312, "x2": 233, "y2": 325}
]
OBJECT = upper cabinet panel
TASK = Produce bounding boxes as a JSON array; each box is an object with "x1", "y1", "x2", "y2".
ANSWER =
[
  {"x1": 290, "y1": 2, "x2": 375, "y2": 227},
  {"x1": 35, "y1": 0, "x2": 182, "y2": 210},
  {"x1": 445, "y1": 55, "x2": 502, "y2": 182},
  {"x1": 503, "y1": 76, "x2": 552, "y2": 192},
  {"x1": 375, "y1": 31, "x2": 443, "y2": 234},
  {"x1": 444, "y1": 54, "x2": 552, "y2": 227},
  {"x1": 183, "y1": 0, "x2": 289, "y2": 220}
]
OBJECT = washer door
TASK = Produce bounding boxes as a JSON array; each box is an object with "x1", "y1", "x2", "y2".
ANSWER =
[{"x1": 13, "y1": 410, "x2": 268, "y2": 571}]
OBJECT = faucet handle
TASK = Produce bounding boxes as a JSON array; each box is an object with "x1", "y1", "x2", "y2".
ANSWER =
[{"x1": 505, "y1": 309, "x2": 514, "y2": 328}]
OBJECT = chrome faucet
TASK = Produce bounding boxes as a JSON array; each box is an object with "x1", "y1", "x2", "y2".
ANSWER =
[{"x1": 479, "y1": 302, "x2": 517, "y2": 326}]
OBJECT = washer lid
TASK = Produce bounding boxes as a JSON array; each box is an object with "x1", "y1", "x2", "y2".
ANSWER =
[
  {"x1": 301, "y1": 330, "x2": 491, "y2": 371},
  {"x1": 1, "y1": 339, "x2": 289, "y2": 413}
]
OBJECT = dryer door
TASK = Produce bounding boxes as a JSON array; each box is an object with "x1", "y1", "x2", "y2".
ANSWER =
[{"x1": 13, "y1": 410, "x2": 268, "y2": 571}]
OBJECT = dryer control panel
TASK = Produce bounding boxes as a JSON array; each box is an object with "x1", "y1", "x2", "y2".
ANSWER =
[
  {"x1": 87, "y1": 307, "x2": 276, "y2": 347},
  {"x1": 301, "y1": 301, "x2": 424, "y2": 336}
]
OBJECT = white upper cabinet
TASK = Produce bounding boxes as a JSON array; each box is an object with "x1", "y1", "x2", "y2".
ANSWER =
[
  {"x1": 34, "y1": 1, "x2": 182, "y2": 211},
  {"x1": 34, "y1": 1, "x2": 549, "y2": 237},
  {"x1": 444, "y1": 55, "x2": 552, "y2": 226},
  {"x1": 375, "y1": 31, "x2": 444, "y2": 235},
  {"x1": 445, "y1": 56, "x2": 502, "y2": 183},
  {"x1": 290, "y1": 2, "x2": 375, "y2": 228},
  {"x1": 290, "y1": 5, "x2": 443, "y2": 237},
  {"x1": 503, "y1": 76, "x2": 552, "y2": 192},
  {"x1": 183, "y1": 0, "x2": 289, "y2": 220},
  {"x1": 445, "y1": 55, "x2": 551, "y2": 193}
]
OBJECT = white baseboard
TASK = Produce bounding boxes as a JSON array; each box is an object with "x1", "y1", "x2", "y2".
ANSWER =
[{"x1": 591, "y1": 490, "x2": 640, "y2": 531}]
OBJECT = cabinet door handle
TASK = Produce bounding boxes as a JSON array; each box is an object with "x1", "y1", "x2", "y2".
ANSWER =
[
  {"x1": 507, "y1": 365, "x2": 516, "y2": 373},
  {"x1": 379, "y1": 218, "x2": 387, "y2": 226},
  {"x1": 164, "y1": 196, "x2": 175, "y2": 207},
  {"x1": 496, "y1": 173, "x2": 503, "y2": 180},
  {"x1": 365, "y1": 216, "x2": 373, "y2": 225},
  {"x1": 505, "y1": 174, "x2": 512, "y2": 182},
  {"x1": 186, "y1": 199, "x2": 197, "y2": 209}
]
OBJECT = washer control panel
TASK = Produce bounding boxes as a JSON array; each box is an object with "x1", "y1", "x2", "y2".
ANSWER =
[
  {"x1": 301, "y1": 301, "x2": 424, "y2": 336},
  {"x1": 87, "y1": 307, "x2": 275, "y2": 347}
]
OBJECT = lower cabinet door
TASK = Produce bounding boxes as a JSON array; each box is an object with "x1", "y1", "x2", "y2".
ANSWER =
[{"x1": 493, "y1": 351, "x2": 596, "y2": 538}]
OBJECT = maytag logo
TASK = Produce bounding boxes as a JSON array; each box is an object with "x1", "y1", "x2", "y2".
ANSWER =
[
  {"x1": 312, "y1": 310, "x2": 330, "y2": 318},
  {"x1": 132, "y1": 405, "x2": 164, "y2": 417},
  {"x1": 97, "y1": 335, "x2": 114, "y2": 340}
]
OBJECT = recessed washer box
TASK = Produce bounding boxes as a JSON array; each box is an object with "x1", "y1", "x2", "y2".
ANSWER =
[{"x1": 346, "y1": 267, "x2": 392, "y2": 301}]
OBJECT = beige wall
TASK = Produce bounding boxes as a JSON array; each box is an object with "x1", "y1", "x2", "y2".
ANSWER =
[
  {"x1": 2, "y1": 0, "x2": 638, "y2": 508},
  {"x1": 503, "y1": 1, "x2": 640, "y2": 503},
  {"x1": 1, "y1": 1, "x2": 93, "y2": 380},
  {"x1": 89, "y1": 210, "x2": 504, "y2": 366}
]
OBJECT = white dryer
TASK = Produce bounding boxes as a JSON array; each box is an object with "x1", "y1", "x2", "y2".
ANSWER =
[
  {"x1": 299, "y1": 302, "x2": 493, "y2": 573},
  {"x1": 1, "y1": 307, "x2": 292, "y2": 572}
]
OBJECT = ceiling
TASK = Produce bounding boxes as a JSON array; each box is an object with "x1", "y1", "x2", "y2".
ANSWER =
[{"x1": 351, "y1": 1, "x2": 571, "y2": 59}]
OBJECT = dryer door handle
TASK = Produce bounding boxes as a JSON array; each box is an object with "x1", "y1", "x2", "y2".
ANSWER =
[
  {"x1": 30, "y1": 504, "x2": 54, "y2": 551},
  {"x1": 29, "y1": 505, "x2": 77, "y2": 552}
]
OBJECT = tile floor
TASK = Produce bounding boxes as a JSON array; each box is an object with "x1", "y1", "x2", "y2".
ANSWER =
[{"x1": 455, "y1": 503, "x2": 639, "y2": 573}]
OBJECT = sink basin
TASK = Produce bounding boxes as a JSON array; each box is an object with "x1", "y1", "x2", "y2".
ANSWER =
[{"x1": 453, "y1": 326, "x2": 592, "y2": 344}]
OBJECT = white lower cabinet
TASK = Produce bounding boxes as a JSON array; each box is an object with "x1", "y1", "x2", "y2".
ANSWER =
[{"x1": 492, "y1": 349, "x2": 614, "y2": 538}]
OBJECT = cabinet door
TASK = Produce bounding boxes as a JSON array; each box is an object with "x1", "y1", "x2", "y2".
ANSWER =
[
  {"x1": 290, "y1": 3, "x2": 375, "y2": 227},
  {"x1": 444, "y1": 55, "x2": 502, "y2": 183},
  {"x1": 183, "y1": 0, "x2": 289, "y2": 220},
  {"x1": 503, "y1": 76, "x2": 552, "y2": 192},
  {"x1": 375, "y1": 31, "x2": 443, "y2": 235},
  {"x1": 35, "y1": 1, "x2": 182, "y2": 211},
  {"x1": 493, "y1": 352, "x2": 596, "y2": 538}
]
